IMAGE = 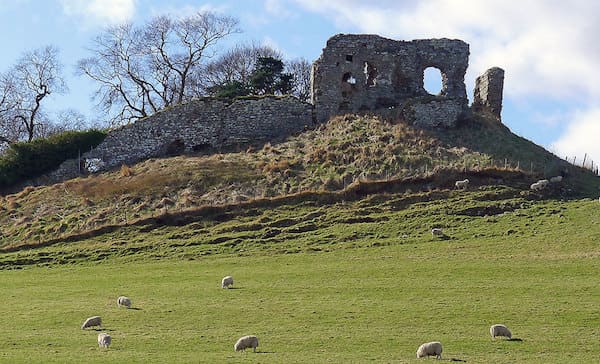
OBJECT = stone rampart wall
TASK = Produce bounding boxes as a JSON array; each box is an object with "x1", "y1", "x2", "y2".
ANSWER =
[{"x1": 45, "y1": 96, "x2": 313, "y2": 182}]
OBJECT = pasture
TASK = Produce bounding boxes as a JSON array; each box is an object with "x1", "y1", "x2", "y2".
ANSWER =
[{"x1": 0, "y1": 195, "x2": 598, "y2": 363}]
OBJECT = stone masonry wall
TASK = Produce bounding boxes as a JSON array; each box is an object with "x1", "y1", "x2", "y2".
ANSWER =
[
  {"x1": 402, "y1": 97, "x2": 467, "y2": 128},
  {"x1": 46, "y1": 96, "x2": 313, "y2": 182},
  {"x1": 311, "y1": 34, "x2": 470, "y2": 124},
  {"x1": 472, "y1": 67, "x2": 505, "y2": 119}
]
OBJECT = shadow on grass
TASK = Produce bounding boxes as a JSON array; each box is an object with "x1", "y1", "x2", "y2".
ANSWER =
[
  {"x1": 508, "y1": 338, "x2": 523, "y2": 342},
  {"x1": 448, "y1": 359, "x2": 467, "y2": 362},
  {"x1": 129, "y1": 307, "x2": 143, "y2": 311}
]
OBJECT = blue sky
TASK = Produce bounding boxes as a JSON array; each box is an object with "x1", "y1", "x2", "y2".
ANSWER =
[{"x1": 1, "y1": 0, "x2": 599, "y2": 166}]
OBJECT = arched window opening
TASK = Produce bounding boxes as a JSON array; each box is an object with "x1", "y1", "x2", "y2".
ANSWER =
[{"x1": 423, "y1": 67, "x2": 443, "y2": 95}]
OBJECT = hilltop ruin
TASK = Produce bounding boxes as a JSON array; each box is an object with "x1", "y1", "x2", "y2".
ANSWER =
[{"x1": 46, "y1": 34, "x2": 504, "y2": 182}]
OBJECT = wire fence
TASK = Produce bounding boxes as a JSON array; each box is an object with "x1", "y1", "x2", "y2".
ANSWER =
[{"x1": 563, "y1": 153, "x2": 600, "y2": 175}]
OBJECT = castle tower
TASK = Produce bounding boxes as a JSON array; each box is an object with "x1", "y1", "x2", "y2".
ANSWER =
[{"x1": 472, "y1": 67, "x2": 505, "y2": 120}]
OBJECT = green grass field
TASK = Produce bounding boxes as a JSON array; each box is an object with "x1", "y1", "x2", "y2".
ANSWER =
[{"x1": 0, "y1": 190, "x2": 598, "y2": 363}]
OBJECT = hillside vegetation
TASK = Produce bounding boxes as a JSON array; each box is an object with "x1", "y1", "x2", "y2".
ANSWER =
[{"x1": 0, "y1": 113, "x2": 595, "y2": 251}]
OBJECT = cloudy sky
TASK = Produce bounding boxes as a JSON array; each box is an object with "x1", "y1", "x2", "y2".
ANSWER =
[{"x1": 1, "y1": 0, "x2": 599, "y2": 166}]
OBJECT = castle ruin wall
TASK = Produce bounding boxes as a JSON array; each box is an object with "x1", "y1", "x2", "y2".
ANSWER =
[
  {"x1": 311, "y1": 34, "x2": 470, "y2": 126},
  {"x1": 45, "y1": 96, "x2": 313, "y2": 182}
]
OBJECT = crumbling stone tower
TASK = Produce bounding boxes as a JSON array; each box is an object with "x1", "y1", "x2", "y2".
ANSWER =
[
  {"x1": 472, "y1": 67, "x2": 505, "y2": 119},
  {"x1": 311, "y1": 34, "x2": 470, "y2": 127}
]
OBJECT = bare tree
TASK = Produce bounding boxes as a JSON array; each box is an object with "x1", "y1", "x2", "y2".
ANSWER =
[
  {"x1": 200, "y1": 43, "x2": 283, "y2": 97},
  {"x1": 37, "y1": 109, "x2": 90, "y2": 138},
  {"x1": 0, "y1": 46, "x2": 67, "y2": 147},
  {"x1": 286, "y1": 58, "x2": 312, "y2": 102},
  {"x1": 0, "y1": 73, "x2": 20, "y2": 145},
  {"x1": 78, "y1": 11, "x2": 239, "y2": 126}
]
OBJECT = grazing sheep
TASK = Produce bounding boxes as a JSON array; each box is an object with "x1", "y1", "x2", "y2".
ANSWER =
[
  {"x1": 530, "y1": 181, "x2": 543, "y2": 191},
  {"x1": 530, "y1": 179, "x2": 550, "y2": 191},
  {"x1": 431, "y1": 228, "x2": 444, "y2": 237},
  {"x1": 234, "y1": 335, "x2": 259, "y2": 352},
  {"x1": 549, "y1": 176, "x2": 563, "y2": 183},
  {"x1": 222, "y1": 276, "x2": 234, "y2": 289},
  {"x1": 455, "y1": 179, "x2": 469, "y2": 190},
  {"x1": 117, "y1": 296, "x2": 132, "y2": 308},
  {"x1": 490, "y1": 324, "x2": 512, "y2": 339},
  {"x1": 81, "y1": 316, "x2": 102, "y2": 330},
  {"x1": 416, "y1": 341, "x2": 442, "y2": 359},
  {"x1": 97, "y1": 333, "x2": 111, "y2": 348}
]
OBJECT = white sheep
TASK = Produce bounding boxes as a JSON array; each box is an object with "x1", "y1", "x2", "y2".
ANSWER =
[
  {"x1": 222, "y1": 275, "x2": 234, "y2": 289},
  {"x1": 81, "y1": 316, "x2": 102, "y2": 330},
  {"x1": 97, "y1": 333, "x2": 111, "y2": 348},
  {"x1": 530, "y1": 179, "x2": 549, "y2": 191},
  {"x1": 416, "y1": 341, "x2": 442, "y2": 359},
  {"x1": 234, "y1": 335, "x2": 259, "y2": 352},
  {"x1": 490, "y1": 324, "x2": 512, "y2": 339},
  {"x1": 431, "y1": 228, "x2": 444, "y2": 237},
  {"x1": 117, "y1": 296, "x2": 132, "y2": 308},
  {"x1": 530, "y1": 182, "x2": 543, "y2": 191},
  {"x1": 455, "y1": 179, "x2": 469, "y2": 189},
  {"x1": 549, "y1": 176, "x2": 563, "y2": 183}
]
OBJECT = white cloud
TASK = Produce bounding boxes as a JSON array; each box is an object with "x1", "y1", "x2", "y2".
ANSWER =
[
  {"x1": 60, "y1": 0, "x2": 136, "y2": 25},
  {"x1": 264, "y1": 0, "x2": 295, "y2": 19},
  {"x1": 551, "y1": 109, "x2": 600, "y2": 166},
  {"x1": 148, "y1": 3, "x2": 229, "y2": 19}
]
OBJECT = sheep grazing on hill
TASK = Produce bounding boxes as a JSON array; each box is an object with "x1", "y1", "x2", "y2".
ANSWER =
[
  {"x1": 97, "y1": 333, "x2": 111, "y2": 348},
  {"x1": 416, "y1": 341, "x2": 443, "y2": 359},
  {"x1": 222, "y1": 275, "x2": 234, "y2": 289},
  {"x1": 455, "y1": 179, "x2": 469, "y2": 190},
  {"x1": 549, "y1": 176, "x2": 563, "y2": 183},
  {"x1": 81, "y1": 316, "x2": 102, "y2": 330},
  {"x1": 530, "y1": 179, "x2": 549, "y2": 191},
  {"x1": 431, "y1": 228, "x2": 444, "y2": 237},
  {"x1": 117, "y1": 296, "x2": 132, "y2": 308},
  {"x1": 490, "y1": 324, "x2": 512, "y2": 339},
  {"x1": 234, "y1": 335, "x2": 259, "y2": 352}
]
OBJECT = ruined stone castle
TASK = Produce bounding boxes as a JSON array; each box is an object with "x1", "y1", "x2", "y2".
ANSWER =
[{"x1": 47, "y1": 34, "x2": 504, "y2": 182}]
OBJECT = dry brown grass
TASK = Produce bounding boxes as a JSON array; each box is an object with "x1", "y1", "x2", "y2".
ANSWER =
[
  {"x1": 120, "y1": 164, "x2": 133, "y2": 177},
  {"x1": 262, "y1": 159, "x2": 292, "y2": 174},
  {"x1": 1, "y1": 112, "x2": 593, "y2": 250}
]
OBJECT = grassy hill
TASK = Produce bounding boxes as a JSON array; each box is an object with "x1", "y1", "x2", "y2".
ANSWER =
[
  {"x1": 0, "y1": 113, "x2": 598, "y2": 362},
  {"x1": 0, "y1": 113, "x2": 596, "y2": 252}
]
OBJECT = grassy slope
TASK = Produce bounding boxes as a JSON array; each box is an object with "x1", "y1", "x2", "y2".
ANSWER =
[
  {"x1": 0, "y1": 113, "x2": 595, "y2": 250},
  {"x1": 0, "y1": 113, "x2": 598, "y2": 362},
  {"x1": 0, "y1": 194, "x2": 598, "y2": 363}
]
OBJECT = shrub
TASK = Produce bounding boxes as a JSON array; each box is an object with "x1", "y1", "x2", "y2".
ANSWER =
[{"x1": 0, "y1": 130, "x2": 107, "y2": 189}]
